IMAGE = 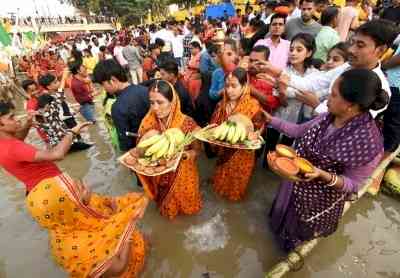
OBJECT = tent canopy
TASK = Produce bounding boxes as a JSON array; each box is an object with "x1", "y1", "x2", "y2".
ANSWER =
[{"x1": 205, "y1": 3, "x2": 236, "y2": 19}]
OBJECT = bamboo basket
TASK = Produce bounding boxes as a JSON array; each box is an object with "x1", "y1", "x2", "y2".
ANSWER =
[{"x1": 265, "y1": 146, "x2": 400, "y2": 278}]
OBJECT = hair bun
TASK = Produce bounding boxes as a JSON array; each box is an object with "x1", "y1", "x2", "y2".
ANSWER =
[{"x1": 369, "y1": 89, "x2": 389, "y2": 111}]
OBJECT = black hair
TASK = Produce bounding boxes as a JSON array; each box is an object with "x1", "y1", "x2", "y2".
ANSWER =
[
  {"x1": 270, "y1": 13, "x2": 287, "y2": 24},
  {"x1": 99, "y1": 45, "x2": 106, "y2": 52},
  {"x1": 37, "y1": 94, "x2": 55, "y2": 109},
  {"x1": 284, "y1": 0, "x2": 296, "y2": 5},
  {"x1": 0, "y1": 101, "x2": 12, "y2": 116},
  {"x1": 328, "y1": 42, "x2": 349, "y2": 61},
  {"x1": 148, "y1": 43, "x2": 159, "y2": 52},
  {"x1": 249, "y1": 17, "x2": 264, "y2": 29},
  {"x1": 315, "y1": 0, "x2": 329, "y2": 4},
  {"x1": 155, "y1": 38, "x2": 165, "y2": 48},
  {"x1": 92, "y1": 59, "x2": 128, "y2": 84},
  {"x1": 311, "y1": 58, "x2": 324, "y2": 70},
  {"x1": 69, "y1": 60, "x2": 83, "y2": 75},
  {"x1": 251, "y1": 45, "x2": 270, "y2": 60},
  {"x1": 71, "y1": 48, "x2": 83, "y2": 63},
  {"x1": 225, "y1": 67, "x2": 248, "y2": 86},
  {"x1": 320, "y1": 6, "x2": 339, "y2": 26},
  {"x1": 339, "y1": 69, "x2": 389, "y2": 112},
  {"x1": 300, "y1": 0, "x2": 315, "y2": 5},
  {"x1": 83, "y1": 48, "x2": 92, "y2": 55},
  {"x1": 159, "y1": 60, "x2": 179, "y2": 77},
  {"x1": 190, "y1": 41, "x2": 202, "y2": 50},
  {"x1": 290, "y1": 33, "x2": 316, "y2": 69},
  {"x1": 355, "y1": 19, "x2": 399, "y2": 47},
  {"x1": 206, "y1": 42, "x2": 220, "y2": 56},
  {"x1": 149, "y1": 80, "x2": 174, "y2": 102},
  {"x1": 38, "y1": 74, "x2": 56, "y2": 89},
  {"x1": 21, "y1": 79, "x2": 36, "y2": 91}
]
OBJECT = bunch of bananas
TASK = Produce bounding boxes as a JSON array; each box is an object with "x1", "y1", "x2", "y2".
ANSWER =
[
  {"x1": 212, "y1": 121, "x2": 248, "y2": 144},
  {"x1": 137, "y1": 128, "x2": 185, "y2": 161},
  {"x1": 384, "y1": 166, "x2": 400, "y2": 195}
]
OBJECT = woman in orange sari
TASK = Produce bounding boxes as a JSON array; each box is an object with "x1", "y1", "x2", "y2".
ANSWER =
[
  {"x1": 211, "y1": 67, "x2": 265, "y2": 201},
  {"x1": 182, "y1": 41, "x2": 202, "y2": 104},
  {"x1": 0, "y1": 103, "x2": 148, "y2": 278},
  {"x1": 137, "y1": 80, "x2": 202, "y2": 219}
]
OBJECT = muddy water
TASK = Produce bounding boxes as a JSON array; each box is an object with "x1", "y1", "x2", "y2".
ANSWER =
[{"x1": 0, "y1": 100, "x2": 399, "y2": 277}]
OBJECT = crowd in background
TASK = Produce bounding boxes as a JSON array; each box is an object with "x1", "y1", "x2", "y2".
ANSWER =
[{"x1": 0, "y1": 0, "x2": 399, "y2": 276}]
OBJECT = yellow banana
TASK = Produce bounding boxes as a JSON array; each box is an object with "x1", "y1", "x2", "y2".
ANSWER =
[
  {"x1": 137, "y1": 134, "x2": 163, "y2": 149},
  {"x1": 154, "y1": 140, "x2": 170, "y2": 159},
  {"x1": 145, "y1": 135, "x2": 168, "y2": 157},
  {"x1": 213, "y1": 124, "x2": 225, "y2": 140},
  {"x1": 226, "y1": 124, "x2": 236, "y2": 143},
  {"x1": 231, "y1": 124, "x2": 241, "y2": 144},
  {"x1": 166, "y1": 133, "x2": 176, "y2": 158},
  {"x1": 165, "y1": 128, "x2": 185, "y2": 145},
  {"x1": 220, "y1": 123, "x2": 231, "y2": 141},
  {"x1": 238, "y1": 124, "x2": 247, "y2": 142}
]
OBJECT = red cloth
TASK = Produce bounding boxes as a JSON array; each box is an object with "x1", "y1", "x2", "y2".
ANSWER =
[
  {"x1": 70, "y1": 77, "x2": 93, "y2": 104},
  {"x1": 229, "y1": 16, "x2": 241, "y2": 25},
  {"x1": 250, "y1": 77, "x2": 280, "y2": 112},
  {"x1": 26, "y1": 98, "x2": 38, "y2": 111},
  {"x1": 0, "y1": 138, "x2": 61, "y2": 192}
]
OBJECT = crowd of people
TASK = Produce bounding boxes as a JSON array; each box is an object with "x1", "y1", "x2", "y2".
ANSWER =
[
  {"x1": 1, "y1": 0, "x2": 400, "y2": 276},
  {"x1": 2, "y1": 15, "x2": 115, "y2": 27}
]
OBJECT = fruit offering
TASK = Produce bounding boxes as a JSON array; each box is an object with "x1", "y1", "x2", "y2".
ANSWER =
[
  {"x1": 137, "y1": 128, "x2": 187, "y2": 162},
  {"x1": 120, "y1": 128, "x2": 194, "y2": 176},
  {"x1": 212, "y1": 121, "x2": 249, "y2": 144},
  {"x1": 193, "y1": 113, "x2": 264, "y2": 150},
  {"x1": 267, "y1": 144, "x2": 315, "y2": 181}
]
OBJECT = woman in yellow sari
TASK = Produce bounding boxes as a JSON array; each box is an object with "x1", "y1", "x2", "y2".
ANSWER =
[
  {"x1": 0, "y1": 102, "x2": 148, "y2": 278},
  {"x1": 137, "y1": 80, "x2": 202, "y2": 219},
  {"x1": 211, "y1": 67, "x2": 265, "y2": 201}
]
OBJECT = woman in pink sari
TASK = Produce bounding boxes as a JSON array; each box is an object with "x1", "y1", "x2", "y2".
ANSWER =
[{"x1": 182, "y1": 41, "x2": 202, "y2": 104}]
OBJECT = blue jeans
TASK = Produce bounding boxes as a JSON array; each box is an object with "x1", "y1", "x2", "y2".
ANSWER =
[{"x1": 79, "y1": 102, "x2": 96, "y2": 122}]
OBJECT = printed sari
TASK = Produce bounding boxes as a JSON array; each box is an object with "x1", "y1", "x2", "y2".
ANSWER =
[
  {"x1": 137, "y1": 83, "x2": 202, "y2": 219},
  {"x1": 270, "y1": 113, "x2": 383, "y2": 251},
  {"x1": 210, "y1": 85, "x2": 264, "y2": 201},
  {"x1": 26, "y1": 174, "x2": 147, "y2": 278}
]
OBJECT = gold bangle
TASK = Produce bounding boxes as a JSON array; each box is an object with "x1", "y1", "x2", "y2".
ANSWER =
[{"x1": 326, "y1": 174, "x2": 337, "y2": 187}]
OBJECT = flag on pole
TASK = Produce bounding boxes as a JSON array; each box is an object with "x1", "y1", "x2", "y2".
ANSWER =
[{"x1": 0, "y1": 23, "x2": 12, "y2": 47}]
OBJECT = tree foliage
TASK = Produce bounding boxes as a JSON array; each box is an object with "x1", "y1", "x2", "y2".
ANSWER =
[{"x1": 61, "y1": 0, "x2": 199, "y2": 25}]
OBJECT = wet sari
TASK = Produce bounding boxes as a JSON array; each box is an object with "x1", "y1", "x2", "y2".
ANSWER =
[
  {"x1": 210, "y1": 85, "x2": 264, "y2": 201},
  {"x1": 26, "y1": 174, "x2": 147, "y2": 278},
  {"x1": 137, "y1": 83, "x2": 202, "y2": 219}
]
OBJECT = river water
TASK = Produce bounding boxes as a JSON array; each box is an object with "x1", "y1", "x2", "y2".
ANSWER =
[{"x1": 0, "y1": 98, "x2": 399, "y2": 278}]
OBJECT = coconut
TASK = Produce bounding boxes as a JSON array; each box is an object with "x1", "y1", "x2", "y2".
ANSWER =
[
  {"x1": 276, "y1": 144, "x2": 296, "y2": 159},
  {"x1": 228, "y1": 113, "x2": 254, "y2": 132},
  {"x1": 294, "y1": 157, "x2": 314, "y2": 174}
]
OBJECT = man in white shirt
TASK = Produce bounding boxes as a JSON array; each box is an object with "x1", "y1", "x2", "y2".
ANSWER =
[
  {"x1": 151, "y1": 21, "x2": 175, "y2": 44},
  {"x1": 90, "y1": 37, "x2": 100, "y2": 57},
  {"x1": 286, "y1": 0, "x2": 302, "y2": 22},
  {"x1": 113, "y1": 40, "x2": 128, "y2": 68},
  {"x1": 171, "y1": 26, "x2": 185, "y2": 68},
  {"x1": 263, "y1": 19, "x2": 398, "y2": 152}
]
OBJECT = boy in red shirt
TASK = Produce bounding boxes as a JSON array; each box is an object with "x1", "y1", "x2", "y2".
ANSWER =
[{"x1": 248, "y1": 45, "x2": 280, "y2": 113}]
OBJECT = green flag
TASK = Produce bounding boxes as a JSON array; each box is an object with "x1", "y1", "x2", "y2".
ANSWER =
[
  {"x1": 0, "y1": 23, "x2": 11, "y2": 47},
  {"x1": 24, "y1": 31, "x2": 35, "y2": 42}
]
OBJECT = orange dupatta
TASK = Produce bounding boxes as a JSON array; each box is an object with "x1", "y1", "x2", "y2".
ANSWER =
[{"x1": 137, "y1": 82, "x2": 202, "y2": 218}]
